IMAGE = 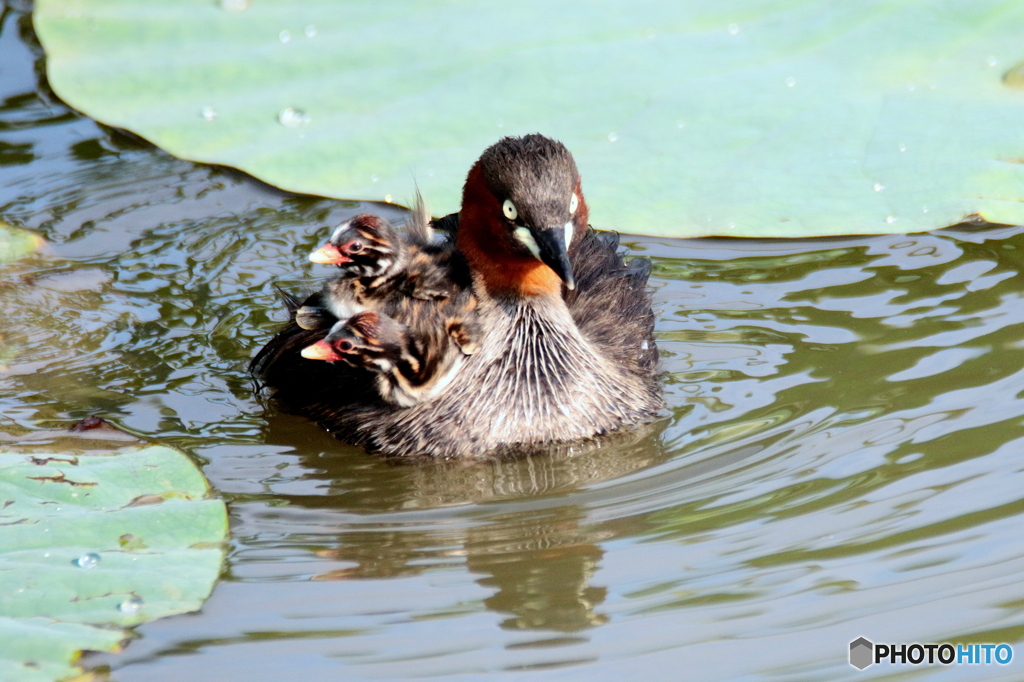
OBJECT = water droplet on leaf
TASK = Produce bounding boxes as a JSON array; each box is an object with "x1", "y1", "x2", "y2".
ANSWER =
[
  {"x1": 73, "y1": 553, "x2": 100, "y2": 569},
  {"x1": 785, "y1": 77, "x2": 796, "y2": 87},
  {"x1": 727, "y1": 23, "x2": 739, "y2": 35},
  {"x1": 886, "y1": 216, "x2": 898, "y2": 224},
  {"x1": 874, "y1": 183, "x2": 885, "y2": 192},
  {"x1": 898, "y1": 143, "x2": 906, "y2": 152},
  {"x1": 278, "y1": 108, "x2": 310, "y2": 128},
  {"x1": 304, "y1": 25, "x2": 317, "y2": 38},
  {"x1": 119, "y1": 596, "x2": 143, "y2": 613},
  {"x1": 202, "y1": 106, "x2": 217, "y2": 121},
  {"x1": 608, "y1": 132, "x2": 619, "y2": 142},
  {"x1": 279, "y1": 30, "x2": 291, "y2": 43}
]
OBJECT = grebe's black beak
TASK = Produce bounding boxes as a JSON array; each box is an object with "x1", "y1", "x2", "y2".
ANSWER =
[{"x1": 531, "y1": 226, "x2": 575, "y2": 290}]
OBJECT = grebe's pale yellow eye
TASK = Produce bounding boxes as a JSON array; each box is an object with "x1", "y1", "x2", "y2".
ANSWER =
[
  {"x1": 569, "y1": 193, "x2": 579, "y2": 214},
  {"x1": 503, "y1": 199, "x2": 518, "y2": 221}
]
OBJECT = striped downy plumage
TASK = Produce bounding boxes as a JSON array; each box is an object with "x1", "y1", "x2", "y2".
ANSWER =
[
  {"x1": 299, "y1": 203, "x2": 465, "y2": 328},
  {"x1": 265, "y1": 201, "x2": 482, "y2": 408},
  {"x1": 309, "y1": 214, "x2": 398, "y2": 276},
  {"x1": 251, "y1": 134, "x2": 662, "y2": 459},
  {"x1": 300, "y1": 310, "x2": 466, "y2": 408},
  {"x1": 294, "y1": 213, "x2": 403, "y2": 331}
]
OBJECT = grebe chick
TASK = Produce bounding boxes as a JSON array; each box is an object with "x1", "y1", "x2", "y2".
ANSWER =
[
  {"x1": 299, "y1": 201, "x2": 477, "y2": 334},
  {"x1": 300, "y1": 310, "x2": 466, "y2": 407}
]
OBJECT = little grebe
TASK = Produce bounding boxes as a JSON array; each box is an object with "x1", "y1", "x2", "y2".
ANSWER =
[{"x1": 252, "y1": 134, "x2": 662, "y2": 458}]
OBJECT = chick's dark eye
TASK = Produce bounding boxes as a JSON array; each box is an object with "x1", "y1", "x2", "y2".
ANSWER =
[
  {"x1": 347, "y1": 241, "x2": 364, "y2": 254},
  {"x1": 337, "y1": 340, "x2": 355, "y2": 352}
]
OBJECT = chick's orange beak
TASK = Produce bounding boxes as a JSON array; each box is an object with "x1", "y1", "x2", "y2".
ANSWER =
[
  {"x1": 300, "y1": 340, "x2": 343, "y2": 362},
  {"x1": 309, "y1": 243, "x2": 351, "y2": 265}
]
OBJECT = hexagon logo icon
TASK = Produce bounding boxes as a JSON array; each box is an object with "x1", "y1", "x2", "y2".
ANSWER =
[{"x1": 850, "y1": 637, "x2": 874, "y2": 670}]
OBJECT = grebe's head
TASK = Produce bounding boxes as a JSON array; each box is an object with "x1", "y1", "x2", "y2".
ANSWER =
[
  {"x1": 300, "y1": 311, "x2": 402, "y2": 371},
  {"x1": 458, "y1": 135, "x2": 588, "y2": 295},
  {"x1": 308, "y1": 214, "x2": 402, "y2": 279}
]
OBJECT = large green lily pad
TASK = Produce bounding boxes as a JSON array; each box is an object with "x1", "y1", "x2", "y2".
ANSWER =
[
  {"x1": 0, "y1": 438, "x2": 228, "y2": 681},
  {"x1": 33, "y1": 0, "x2": 1024, "y2": 237}
]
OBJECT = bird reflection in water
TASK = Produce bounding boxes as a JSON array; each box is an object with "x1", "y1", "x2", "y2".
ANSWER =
[{"x1": 258, "y1": 412, "x2": 669, "y2": 632}]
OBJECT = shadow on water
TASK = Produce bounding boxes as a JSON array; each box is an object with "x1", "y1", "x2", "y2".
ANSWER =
[{"x1": 5, "y1": 2, "x2": 1024, "y2": 679}]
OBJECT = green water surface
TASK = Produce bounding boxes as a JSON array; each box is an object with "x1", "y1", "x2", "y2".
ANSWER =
[{"x1": 2, "y1": 3, "x2": 1024, "y2": 679}]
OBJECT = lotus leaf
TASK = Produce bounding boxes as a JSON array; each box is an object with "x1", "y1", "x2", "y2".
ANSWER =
[{"x1": 30, "y1": 1, "x2": 1024, "y2": 236}]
